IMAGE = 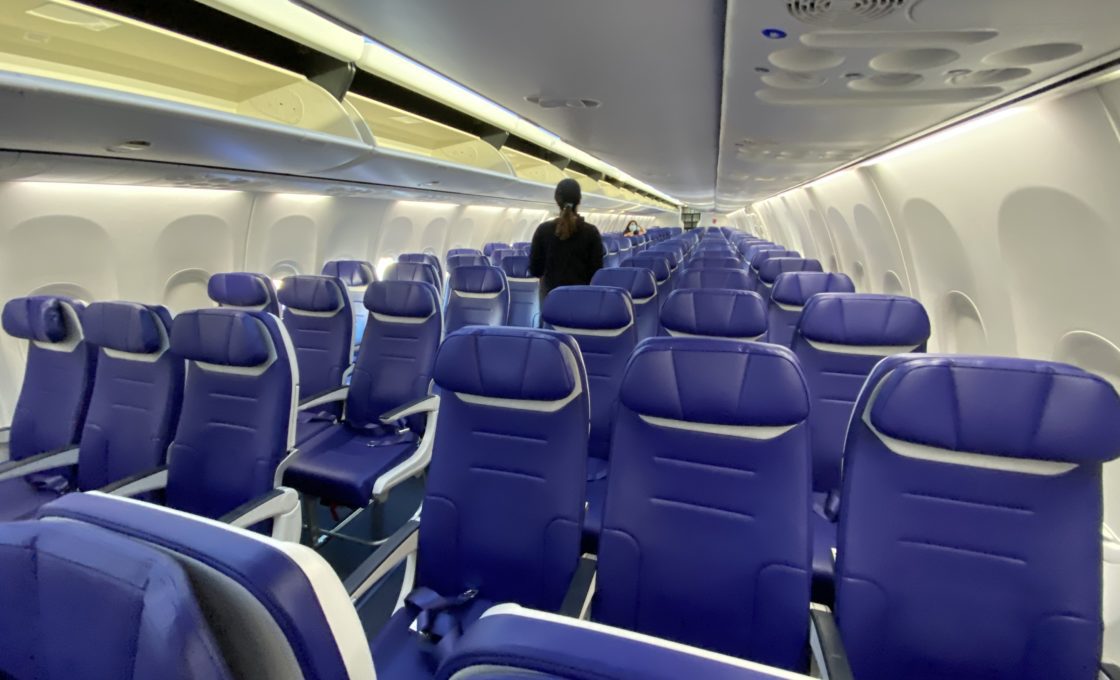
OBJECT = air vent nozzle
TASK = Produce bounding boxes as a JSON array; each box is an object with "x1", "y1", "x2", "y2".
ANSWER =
[{"x1": 787, "y1": 0, "x2": 907, "y2": 27}]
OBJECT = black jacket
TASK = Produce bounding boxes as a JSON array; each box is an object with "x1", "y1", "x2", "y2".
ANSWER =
[{"x1": 528, "y1": 218, "x2": 604, "y2": 295}]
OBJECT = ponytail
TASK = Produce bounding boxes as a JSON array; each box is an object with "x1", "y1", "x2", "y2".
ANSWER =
[{"x1": 556, "y1": 203, "x2": 579, "y2": 240}]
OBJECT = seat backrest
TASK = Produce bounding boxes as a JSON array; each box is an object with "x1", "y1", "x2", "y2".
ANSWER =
[
  {"x1": 165, "y1": 309, "x2": 296, "y2": 520},
  {"x1": 78, "y1": 302, "x2": 184, "y2": 490},
  {"x1": 677, "y1": 267, "x2": 752, "y2": 292},
  {"x1": 591, "y1": 267, "x2": 659, "y2": 341},
  {"x1": 398, "y1": 253, "x2": 444, "y2": 292},
  {"x1": 346, "y1": 281, "x2": 442, "y2": 434},
  {"x1": 321, "y1": 259, "x2": 376, "y2": 345},
  {"x1": 500, "y1": 255, "x2": 540, "y2": 328},
  {"x1": 489, "y1": 248, "x2": 518, "y2": 269},
  {"x1": 278, "y1": 275, "x2": 352, "y2": 411},
  {"x1": 757, "y1": 258, "x2": 824, "y2": 297},
  {"x1": 621, "y1": 255, "x2": 670, "y2": 288},
  {"x1": 382, "y1": 261, "x2": 441, "y2": 291},
  {"x1": 743, "y1": 244, "x2": 783, "y2": 265},
  {"x1": 766, "y1": 271, "x2": 854, "y2": 348},
  {"x1": 418, "y1": 326, "x2": 589, "y2": 610},
  {"x1": 601, "y1": 237, "x2": 621, "y2": 269},
  {"x1": 837, "y1": 355, "x2": 1120, "y2": 680},
  {"x1": 446, "y1": 265, "x2": 510, "y2": 334},
  {"x1": 512, "y1": 241, "x2": 531, "y2": 253},
  {"x1": 595, "y1": 338, "x2": 812, "y2": 669},
  {"x1": 541, "y1": 286, "x2": 637, "y2": 461},
  {"x1": 2, "y1": 296, "x2": 96, "y2": 460},
  {"x1": 687, "y1": 255, "x2": 741, "y2": 270},
  {"x1": 447, "y1": 253, "x2": 490, "y2": 274},
  {"x1": 0, "y1": 519, "x2": 233, "y2": 680},
  {"x1": 208, "y1": 272, "x2": 280, "y2": 316},
  {"x1": 448, "y1": 247, "x2": 483, "y2": 260},
  {"x1": 792, "y1": 293, "x2": 930, "y2": 495},
  {"x1": 483, "y1": 242, "x2": 509, "y2": 258},
  {"x1": 660, "y1": 289, "x2": 767, "y2": 341}
]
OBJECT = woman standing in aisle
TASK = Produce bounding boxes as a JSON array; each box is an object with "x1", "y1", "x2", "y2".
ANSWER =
[{"x1": 529, "y1": 178, "x2": 604, "y2": 307}]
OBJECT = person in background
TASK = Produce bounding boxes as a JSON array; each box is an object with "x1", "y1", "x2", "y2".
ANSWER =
[
  {"x1": 529, "y1": 178, "x2": 604, "y2": 306},
  {"x1": 623, "y1": 220, "x2": 645, "y2": 236}
]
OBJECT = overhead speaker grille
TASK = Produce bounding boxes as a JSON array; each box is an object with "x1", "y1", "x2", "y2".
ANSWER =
[{"x1": 787, "y1": 0, "x2": 907, "y2": 27}]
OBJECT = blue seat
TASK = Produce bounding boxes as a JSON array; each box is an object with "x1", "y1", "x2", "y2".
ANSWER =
[
  {"x1": 601, "y1": 237, "x2": 622, "y2": 268},
  {"x1": 399, "y1": 253, "x2": 444, "y2": 294},
  {"x1": 791, "y1": 293, "x2": 930, "y2": 595},
  {"x1": 756, "y1": 258, "x2": 824, "y2": 300},
  {"x1": 279, "y1": 275, "x2": 352, "y2": 425},
  {"x1": 482, "y1": 242, "x2": 509, "y2": 259},
  {"x1": 541, "y1": 286, "x2": 637, "y2": 544},
  {"x1": 500, "y1": 255, "x2": 540, "y2": 328},
  {"x1": 766, "y1": 271, "x2": 853, "y2": 348},
  {"x1": 677, "y1": 267, "x2": 752, "y2": 292},
  {"x1": 591, "y1": 267, "x2": 659, "y2": 341},
  {"x1": 286, "y1": 281, "x2": 441, "y2": 520},
  {"x1": 321, "y1": 259, "x2": 376, "y2": 347},
  {"x1": 834, "y1": 354, "x2": 1120, "y2": 680},
  {"x1": 660, "y1": 288, "x2": 767, "y2": 341},
  {"x1": 0, "y1": 301, "x2": 181, "y2": 520},
  {"x1": 489, "y1": 248, "x2": 517, "y2": 269},
  {"x1": 686, "y1": 255, "x2": 742, "y2": 271},
  {"x1": 383, "y1": 261, "x2": 441, "y2": 292},
  {"x1": 594, "y1": 338, "x2": 812, "y2": 670},
  {"x1": 512, "y1": 241, "x2": 531, "y2": 253},
  {"x1": 621, "y1": 254, "x2": 671, "y2": 307},
  {"x1": 447, "y1": 247, "x2": 483, "y2": 259},
  {"x1": 369, "y1": 326, "x2": 589, "y2": 678},
  {"x1": 445, "y1": 265, "x2": 509, "y2": 335},
  {"x1": 747, "y1": 250, "x2": 796, "y2": 292},
  {"x1": 207, "y1": 272, "x2": 280, "y2": 316}
]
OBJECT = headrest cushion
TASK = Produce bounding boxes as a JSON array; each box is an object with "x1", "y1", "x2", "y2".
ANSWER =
[
  {"x1": 799, "y1": 294, "x2": 930, "y2": 346},
  {"x1": 171, "y1": 309, "x2": 271, "y2": 367},
  {"x1": 383, "y1": 262, "x2": 439, "y2": 288},
  {"x1": 749, "y1": 249, "x2": 792, "y2": 270},
  {"x1": 435, "y1": 327, "x2": 579, "y2": 401},
  {"x1": 398, "y1": 253, "x2": 440, "y2": 270},
  {"x1": 591, "y1": 267, "x2": 657, "y2": 300},
  {"x1": 621, "y1": 338, "x2": 809, "y2": 426},
  {"x1": 208, "y1": 273, "x2": 270, "y2": 308},
  {"x1": 278, "y1": 276, "x2": 346, "y2": 313},
  {"x1": 771, "y1": 272, "x2": 855, "y2": 306},
  {"x1": 678, "y1": 267, "x2": 752, "y2": 292},
  {"x1": 868, "y1": 355, "x2": 1120, "y2": 464},
  {"x1": 661, "y1": 289, "x2": 767, "y2": 339},
  {"x1": 500, "y1": 255, "x2": 532, "y2": 279},
  {"x1": 541, "y1": 286, "x2": 633, "y2": 330},
  {"x1": 447, "y1": 254, "x2": 489, "y2": 270},
  {"x1": 83, "y1": 302, "x2": 164, "y2": 354},
  {"x1": 363, "y1": 280, "x2": 439, "y2": 318},
  {"x1": 2, "y1": 296, "x2": 68, "y2": 342},
  {"x1": 321, "y1": 260, "x2": 375, "y2": 287},
  {"x1": 759, "y1": 257, "x2": 823, "y2": 284},
  {"x1": 689, "y1": 256, "x2": 741, "y2": 269},
  {"x1": 450, "y1": 266, "x2": 506, "y2": 294},
  {"x1": 620, "y1": 256, "x2": 670, "y2": 281}
]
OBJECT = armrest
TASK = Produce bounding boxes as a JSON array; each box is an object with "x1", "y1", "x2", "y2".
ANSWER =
[
  {"x1": 1102, "y1": 663, "x2": 1120, "y2": 680},
  {"x1": 101, "y1": 465, "x2": 169, "y2": 498},
  {"x1": 345, "y1": 519, "x2": 420, "y2": 602},
  {"x1": 219, "y1": 487, "x2": 302, "y2": 541},
  {"x1": 810, "y1": 603, "x2": 853, "y2": 680},
  {"x1": 560, "y1": 554, "x2": 597, "y2": 619},
  {"x1": 299, "y1": 386, "x2": 349, "y2": 412},
  {"x1": 0, "y1": 446, "x2": 79, "y2": 482},
  {"x1": 0, "y1": 426, "x2": 10, "y2": 445},
  {"x1": 379, "y1": 394, "x2": 439, "y2": 425}
]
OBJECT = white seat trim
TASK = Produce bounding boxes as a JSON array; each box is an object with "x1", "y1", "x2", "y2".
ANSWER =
[
  {"x1": 506, "y1": 277, "x2": 539, "y2": 284},
  {"x1": 665, "y1": 328, "x2": 764, "y2": 342},
  {"x1": 804, "y1": 338, "x2": 922, "y2": 356},
  {"x1": 549, "y1": 321, "x2": 634, "y2": 338},
  {"x1": 453, "y1": 290, "x2": 503, "y2": 299},
  {"x1": 370, "y1": 311, "x2": 436, "y2": 325},
  {"x1": 640, "y1": 414, "x2": 796, "y2": 439},
  {"x1": 285, "y1": 306, "x2": 344, "y2": 318},
  {"x1": 772, "y1": 301, "x2": 805, "y2": 312}
]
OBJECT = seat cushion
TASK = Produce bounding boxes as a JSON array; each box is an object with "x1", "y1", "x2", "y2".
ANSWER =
[
  {"x1": 283, "y1": 424, "x2": 418, "y2": 507},
  {"x1": 294, "y1": 411, "x2": 338, "y2": 445},
  {"x1": 0, "y1": 478, "x2": 63, "y2": 521}
]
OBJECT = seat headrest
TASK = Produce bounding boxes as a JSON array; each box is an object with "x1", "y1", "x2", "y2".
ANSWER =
[
  {"x1": 2, "y1": 296, "x2": 69, "y2": 342},
  {"x1": 749, "y1": 249, "x2": 793, "y2": 270},
  {"x1": 450, "y1": 265, "x2": 506, "y2": 294},
  {"x1": 602, "y1": 238, "x2": 621, "y2": 254},
  {"x1": 383, "y1": 262, "x2": 439, "y2": 288},
  {"x1": 620, "y1": 256, "x2": 670, "y2": 281},
  {"x1": 277, "y1": 275, "x2": 346, "y2": 313},
  {"x1": 447, "y1": 254, "x2": 489, "y2": 270},
  {"x1": 799, "y1": 293, "x2": 930, "y2": 347},
  {"x1": 435, "y1": 327, "x2": 580, "y2": 402},
  {"x1": 678, "y1": 267, "x2": 752, "y2": 291},
  {"x1": 771, "y1": 272, "x2": 854, "y2": 306},
  {"x1": 398, "y1": 253, "x2": 439, "y2": 268},
  {"x1": 542, "y1": 286, "x2": 633, "y2": 331},
  {"x1": 591, "y1": 267, "x2": 657, "y2": 300},
  {"x1": 621, "y1": 338, "x2": 809, "y2": 427},
  {"x1": 661, "y1": 289, "x2": 767, "y2": 340},
  {"x1": 483, "y1": 242, "x2": 509, "y2": 255},
  {"x1": 690, "y1": 256, "x2": 741, "y2": 269},
  {"x1": 363, "y1": 280, "x2": 439, "y2": 319},
  {"x1": 208, "y1": 273, "x2": 271, "y2": 308},
  {"x1": 499, "y1": 255, "x2": 532, "y2": 278},
  {"x1": 83, "y1": 301, "x2": 165, "y2": 354},
  {"x1": 744, "y1": 244, "x2": 783, "y2": 262},
  {"x1": 448, "y1": 248, "x2": 483, "y2": 258},
  {"x1": 866, "y1": 355, "x2": 1120, "y2": 465},
  {"x1": 758, "y1": 257, "x2": 823, "y2": 284},
  {"x1": 171, "y1": 309, "x2": 272, "y2": 367},
  {"x1": 321, "y1": 260, "x2": 375, "y2": 287}
]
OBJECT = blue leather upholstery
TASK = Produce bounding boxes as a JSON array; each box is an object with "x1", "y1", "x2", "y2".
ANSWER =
[
  {"x1": 82, "y1": 301, "x2": 164, "y2": 354},
  {"x1": 798, "y1": 292, "x2": 932, "y2": 347},
  {"x1": 688, "y1": 256, "x2": 741, "y2": 270},
  {"x1": 398, "y1": 253, "x2": 444, "y2": 292},
  {"x1": 322, "y1": 259, "x2": 376, "y2": 288},
  {"x1": 448, "y1": 248, "x2": 483, "y2": 259},
  {"x1": 483, "y1": 242, "x2": 509, "y2": 258},
  {"x1": 836, "y1": 355, "x2": 1120, "y2": 680},
  {"x1": 501, "y1": 256, "x2": 540, "y2": 328},
  {"x1": 677, "y1": 267, "x2": 752, "y2": 292},
  {"x1": 594, "y1": 338, "x2": 812, "y2": 670},
  {"x1": 279, "y1": 276, "x2": 352, "y2": 422},
  {"x1": 207, "y1": 272, "x2": 280, "y2": 316},
  {"x1": 447, "y1": 254, "x2": 490, "y2": 273},
  {"x1": 601, "y1": 237, "x2": 621, "y2": 269},
  {"x1": 591, "y1": 267, "x2": 659, "y2": 340},
  {"x1": 285, "y1": 281, "x2": 441, "y2": 508},
  {"x1": 660, "y1": 289, "x2": 767, "y2": 341},
  {"x1": 445, "y1": 266, "x2": 510, "y2": 335},
  {"x1": 383, "y1": 262, "x2": 441, "y2": 292},
  {"x1": 756, "y1": 258, "x2": 824, "y2": 299},
  {"x1": 620, "y1": 255, "x2": 671, "y2": 306},
  {"x1": 766, "y1": 272, "x2": 854, "y2": 348},
  {"x1": 3, "y1": 296, "x2": 95, "y2": 462},
  {"x1": 166, "y1": 309, "x2": 294, "y2": 521},
  {"x1": 489, "y1": 248, "x2": 517, "y2": 269},
  {"x1": 0, "y1": 520, "x2": 231, "y2": 680}
]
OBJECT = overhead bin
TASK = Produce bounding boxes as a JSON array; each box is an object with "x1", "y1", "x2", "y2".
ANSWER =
[{"x1": 501, "y1": 147, "x2": 567, "y2": 184}]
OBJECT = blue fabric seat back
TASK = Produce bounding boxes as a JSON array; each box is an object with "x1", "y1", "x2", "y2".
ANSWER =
[
  {"x1": 2, "y1": 296, "x2": 96, "y2": 461},
  {"x1": 591, "y1": 267, "x2": 659, "y2": 341},
  {"x1": 837, "y1": 354, "x2": 1120, "y2": 680},
  {"x1": 447, "y1": 254, "x2": 490, "y2": 274},
  {"x1": 620, "y1": 255, "x2": 671, "y2": 306},
  {"x1": 207, "y1": 273, "x2": 280, "y2": 316},
  {"x1": 347, "y1": 281, "x2": 442, "y2": 434},
  {"x1": 686, "y1": 256, "x2": 741, "y2": 270},
  {"x1": 447, "y1": 248, "x2": 483, "y2": 259},
  {"x1": 446, "y1": 266, "x2": 510, "y2": 334},
  {"x1": 78, "y1": 302, "x2": 183, "y2": 490},
  {"x1": 756, "y1": 258, "x2": 824, "y2": 300},
  {"x1": 489, "y1": 248, "x2": 517, "y2": 269},
  {"x1": 766, "y1": 272, "x2": 854, "y2": 348},
  {"x1": 601, "y1": 237, "x2": 622, "y2": 268},
  {"x1": 278, "y1": 276, "x2": 352, "y2": 414},
  {"x1": 677, "y1": 267, "x2": 752, "y2": 292},
  {"x1": 321, "y1": 259, "x2": 375, "y2": 345},
  {"x1": 483, "y1": 242, "x2": 509, "y2": 258},
  {"x1": 660, "y1": 289, "x2": 767, "y2": 341},
  {"x1": 541, "y1": 286, "x2": 636, "y2": 461},
  {"x1": 501, "y1": 256, "x2": 540, "y2": 328},
  {"x1": 0, "y1": 520, "x2": 232, "y2": 680},
  {"x1": 595, "y1": 338, "x2": 812, "y2": 670},
  {"x1": 382, "y1": 261, "x2": 441, "y2": 291},
  {"x1": 418, "y1": 327, "x2": 589, "y2": 611},
  {"x1": 747, "y1": 250, "x2": 794, "y2": 285},
  {"x1": 792, "y1": 293, "x2": 930, "y2": 493},
  {"x1": 398, "y1": 254, "x2": 444, "y2": 293},
  {"x1": 512, "y1": 242, "x2": 531, "y2": 253},
  {"x1": 165, "y1": 309, "x2": 295, "y2": 520}
]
